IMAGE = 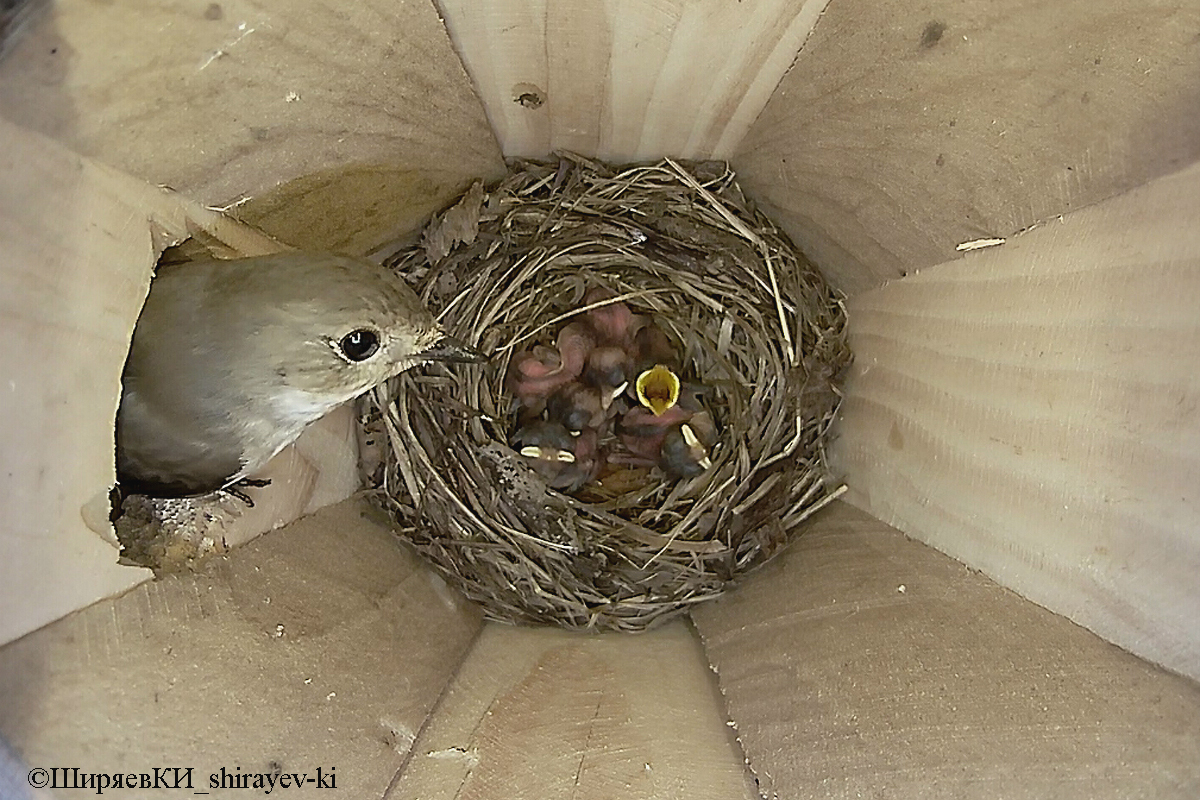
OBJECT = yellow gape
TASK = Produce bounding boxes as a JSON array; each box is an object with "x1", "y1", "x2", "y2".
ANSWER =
[{"x1": 635, "y1": 364, "x2": 681, "y2": 417}]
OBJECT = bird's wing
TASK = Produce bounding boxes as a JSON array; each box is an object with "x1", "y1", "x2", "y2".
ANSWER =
[{"x1": 115, "y1": 382, "x2": 245, "y2": 495}]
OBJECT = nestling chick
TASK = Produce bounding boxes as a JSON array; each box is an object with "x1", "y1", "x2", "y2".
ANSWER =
[
  {"x1": 546, "y1": 382, "x2": 608, "y2": 432},
  {"x1": 635, "y1": 364, "x2": 682, "y2": 417},
  {"x1": 678, "y1": 408, "x2": 717, "y2": 448},
  {"x1": 582, "y1": 346, "x2": 631, "y2": 407},
  {"x1": 659, "y1": 423, "x2": 713, "y2": 479},
  {"x1": 561, "y1": 427, "x2": 602, "y2": 491},
  {"x1": 506, "y1": 322, "x2": 596, "y2": 412},
  {"x1": 512, "y1": 421, "x2": 600, "y2": 491},
  {"x1": 616, "y1": 404, "x2": 694, "y2": 464},
  {"x1": 583, "y1": 288, "x2": 639, "y2": 347},
  {"x1": 512, "y1": 420, "x2": 576, "y2": 471},
  {"x1": 507, "y1": 345, "x2": 567, "y2": 411},
  {"x1": 632, "y1": 324, "x2": 678, "y2": 372},
  {"x1": 556, "y1": 321, "x2": 598, "y2": 376},
  {"x1": 117, "y1": 252, "x2": 484, "y2": 497}
]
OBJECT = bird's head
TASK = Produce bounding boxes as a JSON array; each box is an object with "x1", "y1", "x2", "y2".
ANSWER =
[{"x1": 218, "y1": 253, "x2": 484, "y2": 417}]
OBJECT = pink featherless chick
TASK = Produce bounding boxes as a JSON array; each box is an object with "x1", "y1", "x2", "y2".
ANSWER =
[
  {"x1": 615, "y1": 404, "x2": 693, "y2": 465},
  {"x1": 583, "y1": 287, "x2": 640, "y2": 347},
  {"x1": 506, "y1": 322, "x2": 596, "y2": 413}
]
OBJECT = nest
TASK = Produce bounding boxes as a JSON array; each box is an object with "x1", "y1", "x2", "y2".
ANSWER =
[{"x1": 360, "y1": 153, "x2": 851, "y2": 632}]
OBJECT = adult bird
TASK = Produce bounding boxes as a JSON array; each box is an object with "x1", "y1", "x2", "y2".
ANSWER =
[{"x1": 116, "y1": 252, "x2": 483, "y2": 497}]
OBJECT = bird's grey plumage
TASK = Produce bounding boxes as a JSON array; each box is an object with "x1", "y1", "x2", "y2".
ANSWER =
[
  {"x1": 0, "y1": 0, "x2": 49, "y2": 61},
  {"x1": 117, "y1": 252, "x2": 481, "y2": 497}
]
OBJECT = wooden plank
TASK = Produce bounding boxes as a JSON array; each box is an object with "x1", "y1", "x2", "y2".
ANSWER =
[
  {"x1": 0, "y1": 498, "x2": 483, "y2": 798},
  {"x1": 390, "y1": 621, "x2": 757, "y2": 800},
  {"x1": 733, "y1": 0, "x2": 1200, "y2": 294},
  {"x1": 0, "y1": 120, "x2": 233, "y2": 646},
  {"x1": 0, "y1": 0, "x2": 505, "y2": 253},
  {"x1": 831, "y1": 161, "x2": 1200, "y2": 681},
  {"x1": 435, "y1": 0, "x2": 829, "y2": 161},
  {"x1": 0, "y1": 120, "x2": 391, "y2": 647},
  {"x1": 692, "y1": 502, "x2": 1200, "y2": 799}
]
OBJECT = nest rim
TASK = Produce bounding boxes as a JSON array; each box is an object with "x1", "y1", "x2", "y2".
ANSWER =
[{"x1": 362, "y1": 153, "x2": 851, "y2": 632}]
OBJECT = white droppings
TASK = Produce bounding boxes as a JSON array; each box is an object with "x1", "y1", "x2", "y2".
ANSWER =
[
  {"x1": 955, "y1": 237, "x2": 1006, "y2": 252},
  {"x1": 199, "y1": 23, "x2": 257, "y2": 71},
  {"x1": 426, "y1": 747, "x2": 479, "y2": 768}
]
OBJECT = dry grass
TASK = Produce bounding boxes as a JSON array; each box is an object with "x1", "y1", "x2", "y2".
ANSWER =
[{"x1": 360, "y1": 153, "x2": 851, "y2": 632}]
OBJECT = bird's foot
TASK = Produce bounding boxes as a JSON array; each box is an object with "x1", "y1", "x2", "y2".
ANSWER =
[{"x1": 221, "y1": 477, "x2": 272, "y2": 508}]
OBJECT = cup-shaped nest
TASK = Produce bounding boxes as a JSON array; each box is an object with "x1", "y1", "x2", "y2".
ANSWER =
[{"x1": 361, "y1": 154, "x2": 851, "y2": 632}]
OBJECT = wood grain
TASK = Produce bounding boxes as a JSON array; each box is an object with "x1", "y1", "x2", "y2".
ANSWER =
[
  {"x1": 389, "y1": 621, "x2": 757, "y2": 800},
  {"x1": 0, "y1": 120, "x2": 387, "y2": 648},
  {"x1": 734, "y1": 0, "x2": 1200, "y2": 295},
  {"x1": 436, "y1": 0, "x2": 829, "y2": 161},
  {"x1": 831, "y1": 162, "x2": 1200, "y2": 681},
  {"x1": 0, "y1": 499, "x2": 483, "y2": 799},
  {"x1": 693, "y1": 502, "x2": 1200, "y2": 800},
  {"x1": 0, "y1": 119, "x2": 236, "y2": 647},
  {"x1": 0, "y1": 0, "x2": 505, "y2": 252}
]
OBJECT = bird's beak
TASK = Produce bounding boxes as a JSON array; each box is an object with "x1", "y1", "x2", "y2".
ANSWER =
[
  {"x1": 418, "y1": 334, "x2": 487, "y2": 363},
  {"x1": 635, "y1": 365, "x2": 680, "y2": 417}
]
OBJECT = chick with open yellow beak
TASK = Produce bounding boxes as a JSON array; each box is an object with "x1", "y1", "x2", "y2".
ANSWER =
[{"x1": 634, "y1": 364, "x2": 681, "y2": 417}]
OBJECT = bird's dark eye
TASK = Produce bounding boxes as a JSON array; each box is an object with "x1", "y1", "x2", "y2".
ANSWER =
[{"x1": 339, "y1": 329, "x2": 380, "y2": 362}]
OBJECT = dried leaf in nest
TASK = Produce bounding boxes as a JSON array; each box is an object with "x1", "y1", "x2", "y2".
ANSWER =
[
  {"x1": 422, "y1": 181, "x2": 485, "y2": 263},
  {"x1": 361, "y1": 153, "x2": 852, "y2": 632}
]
